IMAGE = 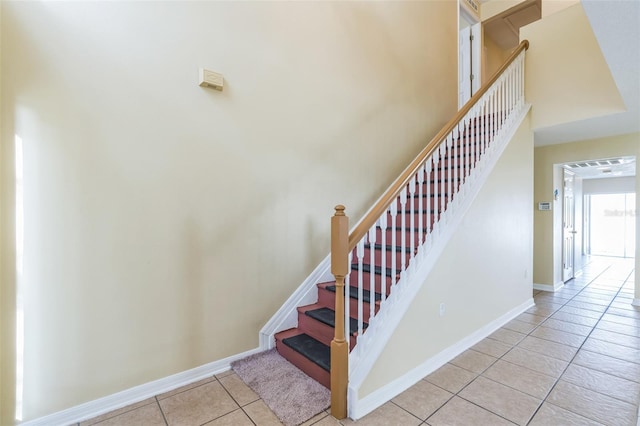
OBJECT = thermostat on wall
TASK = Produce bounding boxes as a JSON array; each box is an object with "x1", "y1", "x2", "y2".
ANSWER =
[{"x1": 538, "y1": 202, "x2": 552, "y2": 211}]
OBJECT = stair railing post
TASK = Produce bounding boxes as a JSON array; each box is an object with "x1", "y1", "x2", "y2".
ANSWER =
[{"x1": 330, "y1": 205, "x2": 349, "y2": 419}]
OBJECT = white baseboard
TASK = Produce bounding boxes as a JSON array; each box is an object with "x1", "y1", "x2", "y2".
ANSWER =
[
  {"x1": 533, "y1": 281, "x2": 564, "y2": 292},
  {"x1": 19, "y1": 347, "x2": 263, "y2": 426},
  {"x1": 632, "y1": 298, "x2": 640, "y2": 307},
  {"x1": 348, "y1": 298, "x2": 534, "y2": 420}
]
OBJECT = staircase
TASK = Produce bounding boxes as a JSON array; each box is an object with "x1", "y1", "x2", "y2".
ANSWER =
[
  {"x1": 274, "y1": 121, "x2": 493, "y2": 388},
  {"x1": 262, "y1": 40, "x2": 529, "y2": 417}
]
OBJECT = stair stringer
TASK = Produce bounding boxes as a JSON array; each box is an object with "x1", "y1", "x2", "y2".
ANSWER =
[{"x1": 347, "y1": 104, "x2": 531, "y2": 418}]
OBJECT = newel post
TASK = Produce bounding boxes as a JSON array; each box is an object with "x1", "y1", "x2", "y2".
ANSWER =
[{"x1": 330, "y1": 205, "x2": 349, "y2": 419}]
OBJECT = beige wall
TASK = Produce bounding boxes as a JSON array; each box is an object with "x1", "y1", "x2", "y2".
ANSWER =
[
  {"x1": 542, "y1": 0, "x2": 580, "y2": 18},
  {"x1": 0, "y1": 3, "x2": 17, "y2": 424},
  {"x1": 361, "y1": 112, "x2": 534, "y2": 396},
  {"x1": 481, "y1": 0, "x2": 527, "y2": 20},
  {"x1": 533, "y1": 133, "x2": 640, "y2": 292},
  {"x1": 1, "y1": 1, "x2": 458, "y2": 421},
  {"x1": 482, "y1": 33, "x2": 511, "y2": 85},
  {"x1": 520, "y1": 3, "x2": 625, "y2": 131}
]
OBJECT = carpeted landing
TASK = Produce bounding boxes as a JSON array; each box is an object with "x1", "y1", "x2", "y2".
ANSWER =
[{"x1": 231, "y1": 348, "x2": 330, "y2": 425}]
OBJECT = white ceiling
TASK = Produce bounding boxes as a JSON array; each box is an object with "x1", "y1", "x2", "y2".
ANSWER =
[{"x1": 534, "y1": 0, "x2": 640, "y2": 147}]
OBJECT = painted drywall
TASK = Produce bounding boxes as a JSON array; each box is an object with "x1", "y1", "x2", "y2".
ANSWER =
[
  {"x1": 360, "y1": 112, "x2": 534, "y2": 396},
  {"x1": 1, "y1": 1, "x2": 458, "y2": 421},
  {"x1": 533, "y1": 133, "x2": 640, "y2": 293},
  {"x1": 0, "y1": 3, "x2": 18, "y2": 424},
  {"x1": 520, "y1": 3, "x2": 625, "y2": 131},
  {"x1": 542, "y1": 0, "x2": 580, "y2": 18},
  {"x1": 482, "y1": 33, "x2": 511, "y2": 85},
  {"x1": 481, "y1": 0, "x2": 527, "y2": 21},
  {"x1": 583, "y1": 176, "x2": 636, "y2": 195}
]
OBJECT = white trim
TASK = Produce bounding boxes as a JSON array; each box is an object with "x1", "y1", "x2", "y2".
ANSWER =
[
  {"x1": 19, "y1": 347, "x2": 262, "y2": 426},
  {"x1": 259, "y1": 255, "x2": 332, "y2": 349},
  {"x1": 349, "y1": 298, "x2": 534, "y2": 420},
  {"x1": 347, "y1": 104, "x2": 531, "y2": 418},
  {"x1": 632, "y1": 298, "x2": 640, "y2": 307},
  {"x1": 533, "y1": 281, "x2": 565, "y2": 292}
]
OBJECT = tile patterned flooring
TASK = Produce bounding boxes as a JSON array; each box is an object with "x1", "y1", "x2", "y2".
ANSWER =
[{"x1": 77, "y1": 257, "x2": 639, "y2": 426}]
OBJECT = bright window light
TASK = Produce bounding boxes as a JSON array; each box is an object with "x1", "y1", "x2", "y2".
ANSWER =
[{"x1": 15, "y1": 135, "x2": 24, "y2": 422}]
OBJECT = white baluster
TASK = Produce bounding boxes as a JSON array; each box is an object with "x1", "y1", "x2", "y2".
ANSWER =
[
  {"x1": 515, "y1": 57, "x2": 519, "y2": 107},
  {"x1": 498, "y1": 78, "x2": 502, "y2": 129},
  {"x1": 505, "y1": 66, "x2": 512, "y2": 118},
  {"x1": 502, "y1": 76, "x2": 506, "y2": 126},
  {"x1": 399, "y1": 187, "x2": 408, "y2": 273},
  {"x1": 368, "y1": 225, "x2": 377, "y2": 322},
  {"x1": 521, "y1": 54, "x2": 525, "y2": 106},
  {"x1": 379, "y1": 211, "x2": 387, "y2": 302},
  {"x1": 389, "y1": 200, "x2": 398, "y2": 288},
  {"x1": 452, "y1": 126, "x2": 458, "y2": 200},
  {"x1": 461, "y1": 120, "x2": 465, "y2": 184},
  {"x1": 497, "y1": 82, "x2": 501, "y2": 134},
  {"x1": 466, "y1": 117, "x2": 472, "y2": 179},
  {"x1": 511, "y1": 65, "x2": 515, "y2": 114},
  {"x1": 487, "y1": 90, "x2": 494, "y2": 146},
  {"x1": 485, "y1": 98, "x2": 490, "y2": 152},
  {"x1": 345, "y1": 250, "x2": 352, "y2": 348},
  {"x1": 491, "y1": 87, "x2": 496, "y2": 144},
  {"x1": 357, "y1": 238, "x2": 365, "y2": 338},
  {"x1": 518, "y1": 55, "x2": 523, "y2": 106},
  {"x1": 471, "y1": 110, "x2": 480, "y2": 169},
  {"x1": 408, "y1": 176, "x2": 416, "y2": 263},
  {"x1": 432, "y1": 153, "x2": 440, "y2": 224},
  {"x1": 417, "y1": 164, "x2": 425, "y2": 246},
  {"x1": 471, "y1": 109, "x2": 476, "y2": 169},
  {"x1": 446, "y1": 134, "x2": 453, "y2": 205},
  {"x1": 475, "y1": 105, "x2": 481, "y2": 164},
  {"x1": 439, "y1": 145, "x2": 446, "y2": 217},
  {"x1": 426, "y1": 159, "x2": 432, "y2": 237},
  {"x1": 509, "y1": 66, "x2": 514, "y2": 116},
  {"x1": 479, "y1": 104, "x2": 484, "y2": 159}
]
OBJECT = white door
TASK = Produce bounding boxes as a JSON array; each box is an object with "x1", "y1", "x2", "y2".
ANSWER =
[
  {"x1": 470, "y1": 23, "x2": 481, "y2": 95},
  {"x1": 458, "y1": 21, "x2": 481, "y2": 109},
  {"x1": 562, "y1": 170, "x2": 576, "y2": 282},
  {"x1": 459, "y1": 25, "x2": 472, "y2": 107}
]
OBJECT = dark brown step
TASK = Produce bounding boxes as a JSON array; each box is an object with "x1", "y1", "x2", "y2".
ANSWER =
[
  {"x1": 297, "y1": 304, "x2": 366, "y2": 349},
  {"x1": 317, "y1": 282, "x2": 380, "y2": 322}
]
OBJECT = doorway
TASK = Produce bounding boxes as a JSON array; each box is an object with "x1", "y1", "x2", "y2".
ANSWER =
[{"x1": 585, "y1": 193, "x2": 636, "y2": 258}]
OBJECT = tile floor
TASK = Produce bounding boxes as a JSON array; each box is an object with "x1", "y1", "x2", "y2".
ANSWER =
[{"x1": 76, "y1": 256, "x2": 639, "y2": 426}]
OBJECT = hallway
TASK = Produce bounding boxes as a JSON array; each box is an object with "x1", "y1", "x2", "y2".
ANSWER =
[{"x1": 77, "y1": 257, "x2": 639, "y2": 426}]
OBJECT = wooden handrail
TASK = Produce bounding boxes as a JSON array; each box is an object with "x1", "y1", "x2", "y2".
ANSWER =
[{"x1": 347, "y1": 40, "x2": 529, "y2": 251}]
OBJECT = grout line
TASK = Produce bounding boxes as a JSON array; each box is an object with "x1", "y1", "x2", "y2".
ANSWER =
[
  {"x1": 154, "y1": 397, "x2": 169, "y2": 426},
  {"x1": 389, "y1": 400, "x2": 436, "y2": 424},
  {"x1": 525, "y1": 261, "x2": 634, "y2": 425},
  {"x1": 429, "y1": 261, "x2": 617, "y2": 425}
]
